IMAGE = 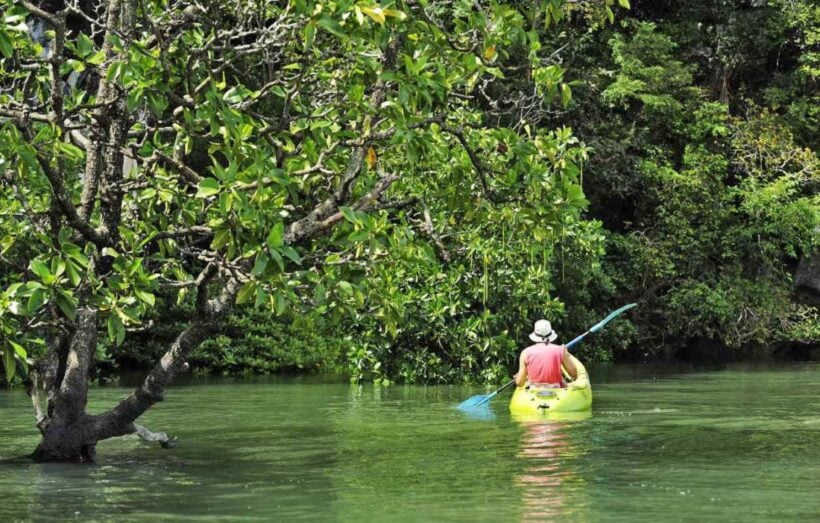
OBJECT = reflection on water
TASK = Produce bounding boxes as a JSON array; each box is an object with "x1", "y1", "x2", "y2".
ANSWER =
[
  {"x1": 516, "y1": 421, "x2": 569, "y2": 521},
  {"x1": 513, "y1": 412, "x2": 592, "y2": 523},
  {"x1": 0, "y1": 363, "x2": 818, "y2": 521}
]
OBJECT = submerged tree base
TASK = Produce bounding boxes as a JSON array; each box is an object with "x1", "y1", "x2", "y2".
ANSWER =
[{"x1": 32, "y1": 418, "x2": 178, "y2": 463}]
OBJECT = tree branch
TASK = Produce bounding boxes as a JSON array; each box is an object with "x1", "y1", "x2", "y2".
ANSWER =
[
  {"x1": 152, "y1": 150, "x2": 203, "y2": 185},
  {"x1": 314, "y1": 172, "x2": 401, "y2": 233},
  {"x1": 284, "y1": 36, "x2": 404, "y2": 244},
  {"x1": 0, "y1": 107, "x2": 54, "y2": 122},
  {"x1": 35, "y1": 149, "x2": 112, "y2": 246},
  {"x1": 442, "y1": 125, "x2": 492, "y2": 199},
  {"x1": 150, "y1": 226, "x2": 212, "y2": 242},
  {"x1": 20, "y1": 1, "x2": 69, "y2": 26},
  {"x1": 420, "y1": 203, "x2": 451, "y2": 262},
  {"x1": 80, "y1": 0, "x2": 127, "y2": 222},
  {"x1": 133, "y1": 423, "x2": 178, "y2": 448},
  {"x1": 103, "y1": 269, "x2": 240, "y2": 427}
]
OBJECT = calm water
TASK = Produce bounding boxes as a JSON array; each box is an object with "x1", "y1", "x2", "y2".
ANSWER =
[{"x1": 0, "y1": 363, "x2": 818, "y2": 522}]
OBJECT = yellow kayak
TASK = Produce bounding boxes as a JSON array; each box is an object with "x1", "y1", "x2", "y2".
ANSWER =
[{"x1": 509, "y1": 355, "x2": 592, "y2": 416}]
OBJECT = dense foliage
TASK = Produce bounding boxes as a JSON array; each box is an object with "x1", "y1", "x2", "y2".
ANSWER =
[
  {"x1": 560, "y1": 2, "x2": 818, "y2": 359},
  {"x1": 0, "y1": 0, "x2": 817, "y2": 396}
]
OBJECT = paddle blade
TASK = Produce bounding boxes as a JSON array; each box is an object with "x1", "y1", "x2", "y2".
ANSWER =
[
  {"x1": 459, "y1": 406, "x2": 497, "y2": 421},
  {"x1": 457, "y1": 395, "x2": 492, "y2": 410}
]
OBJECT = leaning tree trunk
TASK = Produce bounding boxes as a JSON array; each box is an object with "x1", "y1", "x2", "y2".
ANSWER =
[{"x1": 29, "y1": 276, "x2": 239, "y2": 462}]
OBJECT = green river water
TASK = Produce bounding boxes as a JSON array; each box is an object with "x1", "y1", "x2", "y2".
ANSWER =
[{"x1": 0, "y1": 362, "x2": 818, "y2": 522}]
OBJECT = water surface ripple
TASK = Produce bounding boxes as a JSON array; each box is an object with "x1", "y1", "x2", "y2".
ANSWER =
[{"x1": 0, "y1": 363, "x2": 817, "y2": 522}]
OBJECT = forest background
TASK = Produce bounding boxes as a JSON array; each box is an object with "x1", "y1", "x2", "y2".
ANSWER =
[{"x1": 1, "y1": 0, "x2": 817, "y2": 390}]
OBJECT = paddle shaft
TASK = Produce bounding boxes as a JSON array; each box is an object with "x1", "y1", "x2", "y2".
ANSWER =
[
  {"x1": 474, "y1": 379, "x2": 515, "y2": 406},
  {"x1": 566, "y1": 331, "x2": 589, "y2": 349}
]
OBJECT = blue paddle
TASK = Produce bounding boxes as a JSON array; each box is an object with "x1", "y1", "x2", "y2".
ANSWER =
[{"x1": 456, "y1": 303, "x2": 637, "y2": 411}]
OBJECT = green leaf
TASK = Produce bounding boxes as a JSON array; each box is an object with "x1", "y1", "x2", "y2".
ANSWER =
[
  {"x1": 269, "y1": 249, "x2": 284, "y2": 272},
  {"x1": 267, "y1": 222, "x2": 284, "y2": 247},
  {"x1": 66, "y1": 260, "x2": 82, "y2": 286},
  {"x1": 106, "y1": 61, "x2": 124, "y2": 83},
  {"x1": 360, "y1": 6, "x2": 386, "y2": 25},
  {"x1": 251, "y1": 253, "x2": 269, "y2": 277},
  {"x1": 274, "y1": 290, "x2": 286, "y2": 315},
  {"x1": 304, "y1": 22, "x2": 316, "y2": 51},
  {"x1": 10, "y1": 341, "x2": 28, "y2": 374},
  {"x1": 314, "y1": 284, "x2": 326, "y2": 305},
  {"x1": 27, "y1": 288, "x2": 47, "y2": 314},
  {"x1": 618, "y1": 0, "x2": 631, "y2": 8},
  {"x1": 86, "y1": 50, "x2": 105, "y2": 65},
  {"x1": 383, "y1": 8, "x2": 407, "y2": 21},
  {"x1": 29, "y1": 259, "x2": 51, "y2": 280},
  {"x1": 76, "y1": 33, "x2": 94, "y2": 57},
  {"x1": 55, "y1": 292, "x2": 77, "y2": 321},
  {"x1": 107, "y1": 315, "x2": 126, "y2": 346},
  {"x1": 254, "y1": 286, "x2": 267, "y2": 308},
  {"x1": 561, "y1": 83, "x2": 572, "y2": 107},
  {"x1": 211, "y1": 228, "x2": 231, "y2": 249},
  {"x1": 348, "y1": 230, "x2": 370, "y2": 242},
  {"x1": 10, "y1": 341, "x2": 26, "y2": 360},
  {"x1": 56, "y1": 140, "x2": 85, "y2": 161},
  {"x1": 236, "y1": 281, "x2": 256, "y2": 305},
  {"x1": 51, "y1": 257, "x2": 66, "y2": 279},
  {"x1": 0, "y1": 234, "x2": 14, "y2": 254},
  {"x1": 63, "y1": 243, "x2": 89, "y2": 267},
  {"x1": 107, "y1": 315, "x2": 120, "y2": 343},
  {"x1": 317, "y1": 16, "x2": 345, "y2": 38},
  {"x1": 281, "y1": 246, "x2": 302, "y2": 265},
  {"x1": 0, "y1": 29, "x2": 13, "y2": 58},
  {"x1": 338, "y1": 281, "x2": 354, "y2": 295},
  {"x1": 196, "y1": 178, "x2": 221, "y2": 198},
  {"x1": 340, "y1": 207, "x2": 358, "y2": 224},
  {"x1": 116, "y1": 307, "x2": 140, "y2": 325},
  {"x1": 135, "y1": 289, "x2": 156, "y2": 306},
  {"x1": 3, "y1": 346, "x2": 15, "y2": 383},
  {"x1": 146, "y1": 92, "x2": 168, "y2": 116}
]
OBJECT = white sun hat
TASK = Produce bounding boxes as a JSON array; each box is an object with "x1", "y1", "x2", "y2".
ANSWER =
[{"x1": 529, "y1": 319, "x2": 558, "y2": 343}]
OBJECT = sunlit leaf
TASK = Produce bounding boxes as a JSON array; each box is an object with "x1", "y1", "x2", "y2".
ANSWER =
[
  {"x1": 196, "y1": 178, "x2": 221, "y2": 198},
  {"x1": 135, "y1": 290, "x2": 156, "y2": 306},
  {"x1": 267, "y1": 222, "x2": 284, "y2": 248},
  {"x1": 361, "y1": 6, "x2": 386, "y2": 25},
  {"x1": 366, "y1": 146, "x2": 377, "y2": 168}
]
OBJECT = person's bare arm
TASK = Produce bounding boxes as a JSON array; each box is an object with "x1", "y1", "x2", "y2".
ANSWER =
[
  {"x1": 514, "y1": 350, "x2": 528, "y2": 387},
  {"x1": 561, "y1": 346, "x2": 578, "y2": 380}
]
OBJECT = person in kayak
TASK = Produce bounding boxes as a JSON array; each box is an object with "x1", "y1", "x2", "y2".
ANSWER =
[{"x1": 514, "y1": 319, "x2": 578, "y2": 388}]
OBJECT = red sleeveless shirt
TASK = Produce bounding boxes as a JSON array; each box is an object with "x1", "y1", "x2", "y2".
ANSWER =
[{"x1": 525, "y1": 343, "x2": 565, "y2": 385}]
